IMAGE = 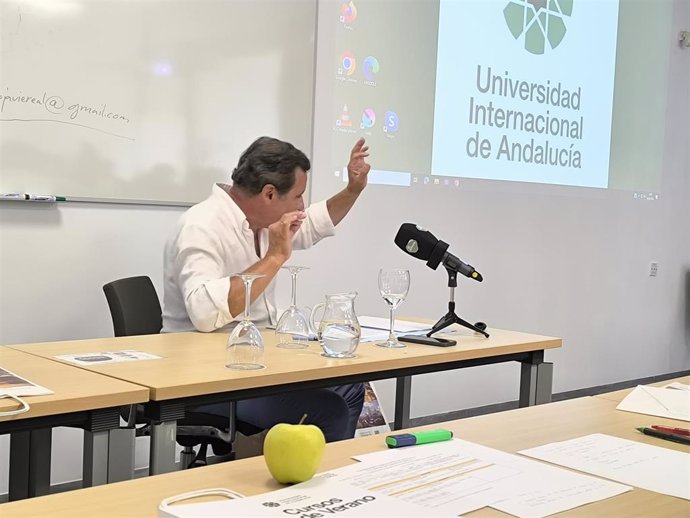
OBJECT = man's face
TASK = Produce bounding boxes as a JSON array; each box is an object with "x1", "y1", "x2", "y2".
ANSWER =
[{"x1": 265, "y1": 168, "x2": 307, "y2": 224}]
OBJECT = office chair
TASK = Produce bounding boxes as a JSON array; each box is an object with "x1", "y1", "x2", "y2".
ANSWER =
[{"x1": 103, "y1": 276, "x2": 261, "y2": 468}]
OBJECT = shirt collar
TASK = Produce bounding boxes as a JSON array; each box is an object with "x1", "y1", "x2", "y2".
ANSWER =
[{"x1": 212, "y1": 183, "x2": 251, "y2": 232}]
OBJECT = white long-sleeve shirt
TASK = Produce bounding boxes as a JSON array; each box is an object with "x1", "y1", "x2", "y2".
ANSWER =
[{"x1": 162, "y1": 184, "x2": 335, "y2": 333}]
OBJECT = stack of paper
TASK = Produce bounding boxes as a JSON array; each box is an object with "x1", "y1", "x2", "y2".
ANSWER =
[
  {"x1": 323, "y1": 439, "x2": 630, "y2": 518},
  {"x1": 616, "y1": 385, "x2": 690, "y2": 421},
  {"x1": 358, "y1": 316, "x2": 431, "y2": 343},
  {"x1": 359, "y1": 316, "x2": 432, "y2": 333}
]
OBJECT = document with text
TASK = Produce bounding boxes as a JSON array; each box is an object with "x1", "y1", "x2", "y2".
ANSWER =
[
  {"x1": 0, "y1": 366, "x2": 52, "y2": 396},
  {"x1": 520, "y1": 433, "x2": 690, "y2": 500},
  {"x1": 55, "y1": 350, "x2": 162, "y2": 366},
  {"x1": 158, "y1": 477, "x2": 452, "y2": 518},
  {"x1": 322, "y1": 439, "x2": 629, "y2": 518}
]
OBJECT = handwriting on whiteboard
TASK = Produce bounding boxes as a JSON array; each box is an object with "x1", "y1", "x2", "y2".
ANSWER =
[
  {"x1": 0, "y1": 87, "x2": 133, "y2": 139},
  {"x1": 1, "y1": 88, "x2": 131, "y2": 123}
]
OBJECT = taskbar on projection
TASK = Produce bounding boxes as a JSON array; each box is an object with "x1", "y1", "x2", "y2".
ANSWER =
[
  {"x1": 333, "y1": 168, "x2": 662, "y2": 198},
  {"x1": 335, "y1": 167, "x2": 463, "y2": 188},
  {"x1": 632, "y1": 192, "x2": 660, "y2": 201}
]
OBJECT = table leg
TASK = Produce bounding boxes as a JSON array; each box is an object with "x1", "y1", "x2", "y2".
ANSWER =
[
  {"x1": 83, "y1": 430, "x2": 109, "y2": 487},
  {"x1": 149, "y1": 420, "x2": 177, "y2": 475},
  {"x1": 8, "y1": 429, "x2": 52, "y2": 500},
  {"x1": 393, "y1": 376, "x2": 412, "y2": 430},
  {"x1": 107, "y1": 428, "x2": 135, "y2": 482},
  {"x1": 519, "y1": 358, "x2": 553, "y2": 407}
]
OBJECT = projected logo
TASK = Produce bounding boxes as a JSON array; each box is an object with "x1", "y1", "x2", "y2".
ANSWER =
[
  {"x1": 340, "y1": 1, "x2": 357, "y2": 24},
  {"x1": 362, "y1": 56, "x2": 380, "y2": 81},
  {"x1": 361, "y1": 108, "x2": 376, "y2": 129},
  {"x1": 339, "y1": 51, "x2": 356, "y2": 76},
  {"x1": 503, "y1": 0, "x2": 573, "y2": 55}
]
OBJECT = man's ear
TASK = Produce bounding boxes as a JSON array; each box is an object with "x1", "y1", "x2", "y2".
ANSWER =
[{"x1": 261, "y1": 184, "x2": 276, "y2": 201}]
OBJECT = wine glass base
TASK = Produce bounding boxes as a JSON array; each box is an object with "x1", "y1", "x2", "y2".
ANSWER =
[
  {"x1": 225, "y1": 363, "x2": 265, "y2": 370},
  {"x1": 376, "y1": 339, "x2": 407, "y2": 349},
  {"x1": 276, "y1": 342, "x2": 310, "y2": 349},
  {"x1": 320, "y1": 352, "x2": 357, "y2": 359}
]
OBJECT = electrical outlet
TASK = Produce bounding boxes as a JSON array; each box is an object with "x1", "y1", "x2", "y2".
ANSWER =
[
  {"x1": 680, "y1": 31, "x2": 690, "y2": 48},
  {"x1": 649, "y1": 262, "x2": 659, "y2": 277}
]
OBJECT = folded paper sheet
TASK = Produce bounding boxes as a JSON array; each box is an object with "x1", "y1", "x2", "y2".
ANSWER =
[{"x1": 616, "y1": 385, "x2": 690, "y2": 421}]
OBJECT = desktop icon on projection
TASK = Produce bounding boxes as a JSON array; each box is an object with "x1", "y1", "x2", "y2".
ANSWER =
[
  {"x1": 361, "y1": 108, "x2": 376, "y2": 129},
  {"x1": 383, "y1": 111, "x2": 399, "y2": 134},
  {"x1": 340, "y1": 1, "x2": 357, "y2": 24},
  {"x1": 363, "y1": 56, "x2": 380, "y2": 82},
  {"x1": 339, "y1": 51, "x2": 356, "y2": 76},
  {"x1": 336, "y1": 104, "x2": 353, "y2": 127}
]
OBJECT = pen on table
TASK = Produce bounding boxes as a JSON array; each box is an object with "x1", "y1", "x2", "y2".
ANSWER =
[
  {"x1": 636, "y1": 426, "x2": 690, "y2": 446},
  {"x1": 290, "y1": 333, "x2": 318, "y2": 341},
  {"x1": 0, "y1": 193, "x2": 66, "y2": 202},
  {"x1": 25, "y1": 194, "x2": 66, "y2": 202},
  {"x1": 386, "y1": 429, "x2": 453, "y2": 448},
  {"x1": 0, "y1": 193, "x2": 26, "y2": 201},
  {"x1": 651, "y1": 425, "x2": 690, "y2": 437}
]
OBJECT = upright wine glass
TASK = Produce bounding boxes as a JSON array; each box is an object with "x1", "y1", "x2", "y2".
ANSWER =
[
  {"x1": 275, "y1": 266, "x2": 311, "y2": 349},
  {"x1": 376, "y1": 269, "x2": 410, "y2": 349},
  {"x1": 226, "y1": 273, "x2": 265, "y2": 370}
]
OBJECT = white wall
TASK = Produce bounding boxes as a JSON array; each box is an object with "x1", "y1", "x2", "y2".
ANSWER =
[
  {"x1": 0, "y1": 202, "x2": 186, "y2": 491},
  {"x1": 1, "y1": 0, "x2": 688, "y2": 494}
]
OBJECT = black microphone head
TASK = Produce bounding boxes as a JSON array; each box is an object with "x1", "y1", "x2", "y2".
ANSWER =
[{"x1": 394, "y1": 223, "x2": 438, "y2": 261}]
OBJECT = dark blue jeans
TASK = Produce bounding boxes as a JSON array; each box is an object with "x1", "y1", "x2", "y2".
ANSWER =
[{"x1": 192, "y1": 383, "x2": 364, "y2": 443}]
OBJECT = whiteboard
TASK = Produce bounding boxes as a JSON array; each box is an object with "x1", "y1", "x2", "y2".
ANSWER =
[{"x1": 0, "y1": 0, "x2": 316, "y2": 204}]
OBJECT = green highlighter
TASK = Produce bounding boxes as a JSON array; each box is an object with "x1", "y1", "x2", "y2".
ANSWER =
[{"x1": 385, "y1": 429, "x2": 453, "y2": 448}]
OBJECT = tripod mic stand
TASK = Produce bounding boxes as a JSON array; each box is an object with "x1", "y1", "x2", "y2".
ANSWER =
[
  {"x1": 427, "y1": 267, "x2": 489, "y2": 338},
  {"x1": 399, "y1": 267, "x2": 489, "y2": 347}
]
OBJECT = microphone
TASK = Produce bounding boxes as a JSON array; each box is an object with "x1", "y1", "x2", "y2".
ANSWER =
[{"x1": 394, "y1": 223, "x2": 483, "y2": 282}]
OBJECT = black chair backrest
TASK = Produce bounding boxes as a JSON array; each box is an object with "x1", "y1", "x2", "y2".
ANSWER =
[{"x1": 103, "y1": 276, "x2": 162, "y2": 337}]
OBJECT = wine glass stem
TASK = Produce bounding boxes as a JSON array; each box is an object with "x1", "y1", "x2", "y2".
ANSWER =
[
  {"x1": 243, "y1": 279, "x2": 252, "y2": 321},
  {"x1": 388, "y1": 306, "x2": 396, "y2": 342},
  {"x1": 291, "y1": 272, "x2": 298, "y2": 308}
]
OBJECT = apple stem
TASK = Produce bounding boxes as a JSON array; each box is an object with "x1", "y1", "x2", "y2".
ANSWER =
[{"x1": 298, "y1": 413, "x2": 308, "y2": 425}]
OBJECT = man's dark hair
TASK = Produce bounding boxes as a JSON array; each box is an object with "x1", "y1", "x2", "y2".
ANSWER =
[{"x1": 231, "y1": 137, "x2": 310, "y2": 196}]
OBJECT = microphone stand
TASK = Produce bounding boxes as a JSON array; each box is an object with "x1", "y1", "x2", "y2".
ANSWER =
[{"x1": 427, "y1": 267, "x2": 490, "y2": 338}]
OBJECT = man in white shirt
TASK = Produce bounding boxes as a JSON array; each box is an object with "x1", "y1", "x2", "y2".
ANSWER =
[{"x1": 162, "y1": 136, "x2": 370, "y2": 442}]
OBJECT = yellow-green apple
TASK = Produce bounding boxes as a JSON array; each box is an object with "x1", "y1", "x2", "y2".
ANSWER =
[{"x1": 263, "y1": 421, "x2": 326, "y2": 484}]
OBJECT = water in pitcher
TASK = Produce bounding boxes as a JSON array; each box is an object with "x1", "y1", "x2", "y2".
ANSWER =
[{"x1": 319, "y1": 322, "x2": 360, "y2": 358}]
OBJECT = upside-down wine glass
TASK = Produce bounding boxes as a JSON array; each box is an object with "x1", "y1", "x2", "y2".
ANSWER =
[
  {"x1": 226, "y1": 273, "x2": 266, "y2": 370},
  {"x1": 275, "y1": 266, "x2": 311, "y2": 349}
]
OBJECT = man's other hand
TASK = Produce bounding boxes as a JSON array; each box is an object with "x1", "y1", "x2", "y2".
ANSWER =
[
  {"x1": 346, "y1": 138, "x2": 371, "y2": 194},
  {"x1": 267, "y1": 210, "x2": 306, "y2": 262}
]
